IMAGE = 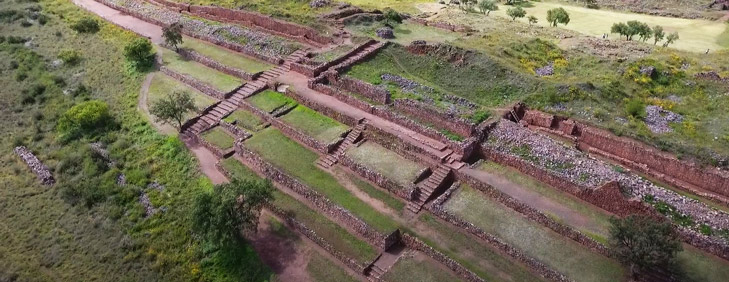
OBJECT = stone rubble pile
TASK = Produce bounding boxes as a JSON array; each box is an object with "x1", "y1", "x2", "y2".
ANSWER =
[
  {"x1": 109, "y1": 0, "x2": 298, "y2": 57},
  {"x1": 14, "y1": 146, "x2": 55, "y2": 185},
  {"x1": 535, "y1": 63, "x2": 554, "y2": 77},
  {"x1": 487, "y1": 121, "x2": 729, "y2": 233},
  {"x1": 375, "y1": 27, "x2": 394, "y2": 39},
  {"x1": 90, "y1": 142, "x2": 116, "y2": 168},
  {"x1": 644, "y1": 105, "x2": 683, "y2": 134},
  {"x1": 309, "y1": 0, "x2": 330, "y2": 8},
  {"x1": 380, "y1": 73, "x2": 477, "y2": 116}
]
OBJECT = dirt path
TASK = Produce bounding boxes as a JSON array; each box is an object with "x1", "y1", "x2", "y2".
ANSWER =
[
  {"x1": 138, "y1": 72, "x2": 178, "y2": 135},
  {"x1": 329, "y1": 167, "x2": 402, "y2": 219},
  {"x1": 189, "y1": 146, "x2": 229, "y2": 185},
  {"x1": 461, "y1": 167, "x2": 608, "y2": 236},
  {"x1": 73, "y1": 0, "x2": 163, "y2": 43}
]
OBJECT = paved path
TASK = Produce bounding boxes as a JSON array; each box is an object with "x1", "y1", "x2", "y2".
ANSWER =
[{"x1": 73, "y1": 0, "x2": 163, "y2": 43}]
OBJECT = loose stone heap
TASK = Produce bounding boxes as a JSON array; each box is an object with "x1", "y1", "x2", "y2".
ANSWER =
[
  {"x1": 644, "y1": 105, "x2": 683, "y2": 134},
  {"x1": 14, "y1": 146, "x2": 55, "y2": 185},
  {"x1": 486, "y1": 121, "x2": 729, "y2": 235},
  {"x1": 375, "y1": 27, "x2": 394, "y2": 39},
  {"x1": 309, "y1": 0, "x2": 330, "y2": 8},
  {"x1": 380, "y1": 73, "x2": 477, "y2": 117},
  {"x1": 108, "y1": 0, "x2": 299, "y2": 57}
]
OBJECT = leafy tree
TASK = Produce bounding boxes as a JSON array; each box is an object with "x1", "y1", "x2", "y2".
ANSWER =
[
  {"x1": 506, "y1": 6, "x2": 526, "y2": 21},
  {"x1": 460, "y1": 0, "x2": 478, "y2": 11},
  {"x1": 162, "y1": 22, "x2": 183, "y2": 51},
  {"x1": 57, "y1": 100, "x2": 112, "y2": 139},
  {"x1": 150, "y1": 90, "x2": 197, "y2": 130},
  {"x1": 652, "y1": 26, "x2": 665, "y2": 45},
  {"x1": 611, "y1": 22, "x2": 630, "y2": 40},
  {"x1": 478, "y1": 0, "x2": 498, "y2": 15},
  {"x1": 70, "y1": 17, "x2": 99, "y2": 33},
  {"x1": 633, "y1": 21, "x2": 652, "y2": 42},
  {"x1": 663, "y1": 32, "x2": 679, "y2": 47},
  {"x1": 609, "y1": 215, "x2": 682, "y2": 277},
  {"x1": 58, "y1": 49, "x2": 82, "y2": 66},
  {"x1": 123, "y1": 38, "x2": 155, "y2": 70},
  {"x1": 546, "y1": 7, "x2": 570, "y2": 27},
  {"x1": 528, "y1": 15, "x2": 538, "y2": 26},
  {"x1": 191, "y1": 179, "x2": 274, "y2": 247},
  {"x1": 504, "y1": 0, "x2": 525, "y2": 5}
]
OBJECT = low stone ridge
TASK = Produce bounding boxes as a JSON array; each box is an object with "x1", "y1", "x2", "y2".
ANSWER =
[
  {"x1": 408, "y1": 18, "x2": 472, "y2": 33},
  {"x1": 308, "y1": 0, "x2": 330, "y2": 8},
  {"x1": 14, "y1": 146, "x2": 55, "y2": 185}
]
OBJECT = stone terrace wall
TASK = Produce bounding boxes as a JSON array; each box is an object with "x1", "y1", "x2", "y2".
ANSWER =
[
  {"x1": 400, "y1": 234, "x2": 485, "y2": 282},
  {"x1": 325, "y1": 72, "x2": 391, "y2": 104},
  {"x1": 291, "y1": 39, "x2": 378, "y2": 78},
  {"x1": 394, "y1": 99, "x2": 476, "y2": 138},
  {"x1": 338, "y1": 154, "x2": 413, "y2": 200},
  {"x1": 234, "y1": 142, "x2": 389, "y2": 249},
  {"x1": 14, "y1": 146, "x2": 55, "y2": 185},
  {"x1": 362, "y1": 124, "x2": 442, "y2": 168},
  {"x1": 408, "y1": 18, "x2": 473, "y2": 33},
  {"x1": 281, "y1": 87, "x2": 362, "y2": 127},
  {"x1": 185, "y1": 5, "x2": 332, "y2": 46},
  {"x1": 520, "y1": 109, "x2": 729, "y2": 199},
  {"x1": 176, "y1": 47, "x2": 260, "y2": 80},
  {"x1": 160, "y1": 65, "x2": 226, "y2": 99},
  {"x1": 310, "y1": 81, "x2": 376, "y2": 113}
]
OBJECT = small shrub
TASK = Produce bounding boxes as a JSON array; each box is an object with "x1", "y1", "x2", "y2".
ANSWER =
[
  {"x1": 624, "y1": 98, "x2": 646, "y2": 119},
  {"x1": 20, "y1": 19, "x2": 32, "y2": 27},
  {"x1": 57, "y1": 100, "x2": 112, "y2": 139},
  {"x1": 123, "y1": 38, "x2": 155, "y2": 71},
  {"x1": 70, "y1": 17, "x2": 100, "y2": 33},
  {"x1": 58, "y1": 49, "x2": 82, "y2": 66},
  {"x1": 37, "y1": 14, "x2": 47, "y2": 25},
  {"x1": 469, "y1": 110, "x2": 491, "y2": 124},
  {"x1": 6, "y1": 35, "x2": 27, "y2": 44},
  {"x1": 699, "y1": 224, "x2": 713, "y2": 236}
]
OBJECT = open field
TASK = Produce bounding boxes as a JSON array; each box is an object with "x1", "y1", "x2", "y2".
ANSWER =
[
  {"x1": 181, "y1": 36, "x2": 274, "y2": 73},
  {"x1": 246, "y1": 90, "x2": 298, "y2": 113},
  {"x1": 244, "y1": 128, "x2": 400, "y2": 233},
  {"x1": 201, "y1": 127, "x2": 235, "y2": 150},
  {"x1": 305, "y1": 250, "x2": 360, "y2": 282},
  {"x1": 159, "y1": 47, "x2": 243, "y2": 92},
  {"x1": 280, "y1": 105, "x2": 350, "y2": 143},
  {"x1": 147, "y1": 73, "x2": 218, "y2": 120},
  {"x1": 223, "y1": 109, "x2": 267, "y2": 132},
  {"x1": 445, "y1": 185, "x2": 626, "y2": 282},
  {"x1": 346, "y1": 142, "x2": 425, "y2": 187}
]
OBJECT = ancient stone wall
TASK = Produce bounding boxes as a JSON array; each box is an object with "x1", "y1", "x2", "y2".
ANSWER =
[
  {"x1": 219, "y1": 120, "x2": 252, "y2": 140},
  {"x1": 160, "y1": 66, "x2": 226, "y2": 99},
  {"x1": 281, "y1": 87, "x2": 362, "y2": 127},
  {"x1": 319, "y1": 6, "x2": 364, "y2": 20},
  {"x1": 407, "y1": 18, "x2": 472, "y2": 33},
  {"x1": 399, "y1": 234, "x2": 484, "y2": 282},
  {"x1": 338, "y1": 155, "x2": 413, "y2": 200},
  {"x1": 14, "y1": 146, "x2": 55, "y2": 185},
  {"x1": 326, "y1": 72, "x2": 391, "y2": 104},
  {"x1": 394, "y1": 99, "x2": 475, "y2": 137},
  {"x1": 362, "y1": 124, "x2": 442, "y2": 168},
  {"x1": 176, "y1": 47, "x2": 260, "y2": 80},
  {"x1": 235, "y1": 143, "x2": 389, "y2": 249},
  {"x1": 310, "y1": 82, "x2": 377, "y2": 113}
]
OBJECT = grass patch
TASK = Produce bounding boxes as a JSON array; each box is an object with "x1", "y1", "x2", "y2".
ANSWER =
[
  {"x1": 223, "y1": 109, "x2": 266, "y2": 132},
  {"x1": 244, "y1": 128, "x2": 400, "y2": 233},
  {"x1": 246, "y1": 90, "x2": 297, "y2": 113},
  {"x1": 279, "y1": 105, "x2": 349, "y2": 143},
  {"x1": 346, "y1": 141, "x2": 425, "y2": 187},
  {"x1": 159, "y1": 47, "x2": 243, "y2": 92},
  {"x1": 312, "y1": 45, "x2": 352, "y2": 63},
  {"x1": 147, "y1": 73, "x2": 217, "y2": 120},
  {"x1": 335, "y1": 167, "x2": 405, "y2": 212},
  {"x1": 677, "y1": 244, "x2": 729, "y2": 282},
  {"x1": 271, "y1": 189, "x2": 377, "y2": 264},
  {"x1": 220, "y1": 157, "x2": 259, "y2": 181},
  {"x1": 201, "y1": 127, "x2": 235, "y2": 150},
  {"x1": 306, "y1": 252, "x2": 359, "y2": 282},
  {"x1": 180, "y1": 36, "x2": 273, "y2": 73},
  {"x1": 382, "y1": 251, "x2": 462, "y2": 282},
  {"x1": 445, "y1": 185, "x2": 625, "y2": 282}
]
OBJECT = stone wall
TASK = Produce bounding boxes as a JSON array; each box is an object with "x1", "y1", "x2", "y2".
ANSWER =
[
  {"x1": 291, "y1": 40, "x2": 378, "y2": 78},
  {"x1": 195, "y1": 128, "x2": 235, "y2": 158},
  {"x1": 394, "y1": 99, "x2": 476, "y2": 138},
  {"x1": 176, "y1": 47, "x2": 260, "y2": 80},
  {"x1": 14, "y1": 146, "x2": 55, "y2": 185},
  {"x1": 326, "y1": 72, "x2": 391, "y2": 104},
  {"x1": 310, "y1": 82, "x2": 377, "y2": 113},
  {"x1": 338, "y1": 155, "x2": 413, "y2": 200},
  {"x1": 407, "y1": 18, "x2": 473, "y2": 32},
  {"x1": 219, "y1": 120, "x2": 252, "y2": 140},
  {"x1": 362, "y1": 124, "x2": 442, "y2": 168},
  {"x1": 160, "y1": 65, "x2": 226, "y2": 99},
  {"x1": 400, "y1": 234, "x2": 485, "y2": 282},
  {"x1": 319, "y1": 6, "x2": 364, "y2": 20},
  {"x1": 234, "y1": 143, "x2": 390, "y2": 249},
  {"x1": 281, "y1": 87, "x2": 362, "y2": 127}
]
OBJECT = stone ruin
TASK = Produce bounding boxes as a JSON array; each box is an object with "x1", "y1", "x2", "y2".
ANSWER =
[
  {"x1": 709, "y1": 0, "x2": 729, "y2": 10},
  {"x1": 14, "y1": 146, "x2": 55, "y2": 185},
  {"x1": 375, "y1": 27, "x2": 394, "y2": 39}
]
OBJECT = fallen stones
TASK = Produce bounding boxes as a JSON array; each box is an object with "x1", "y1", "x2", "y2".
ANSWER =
[
  {"x1": 14, "y1": 146, "x2": 55, "y2": 185},
  {"x1": 375, "y1": 27, "x2": 394, "y2": 39},
  {"x1": 309, "y1": 0, "x2": 330, "y2": 8},
  {"x1": 535, "y1": 63, "x2": 554, "y2": 77},
  {"x1": 639, "y1": 65, "x2": 655, "y2": 77},
  {"x1": 643, "y1": 105, "x2": 683, "y2": 134}
]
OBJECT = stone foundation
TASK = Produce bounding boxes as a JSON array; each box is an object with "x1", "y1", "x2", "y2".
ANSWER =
[
  {"x1": 14, "y1": 146, "x2": 55, "y2": 185},
  {"x1": 408, "y1": 18, "x2": 473, "y2": 33},
  {"x1": 325, "y1": 72, "x2": 391, "y2": 104}
]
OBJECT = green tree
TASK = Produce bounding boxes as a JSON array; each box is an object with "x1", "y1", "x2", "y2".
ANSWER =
[
  {"x1": 383, "y1": 8, "x2": 402, "y2": 27},
  {"x1": 150, "y1": 90, "x2": 197, "y2": 130},
  {"x1": 611, "y1": 22, "x2": 630, "y2": 40},
  {"x1": 546, "y1": 7, "x2": 570, "y2": 27},
  {"x1": 609, "y1": 215, "x2": 682, "y2": 277},
  {"x1": 528, "y1": 15, "x2": 538, "y2": 26},
  {"x1": 123, "y1": 38, "x2": 155, "y2": 70},
  {"x1": 478, "y1": 0, "x2": 498, "y2": 15},
  {"x1": 507, "y1": 6, "x2": 526, "y2": 21},
  {"x1": 663, "y1": 32, "x2": 679, "y2": 47},
  {"x1": 57, "y1": 100, "x2": 112, "y2": 139},
  {"x1": 162, "y1": 22, "x2": 183, "y2": 51},
  {"x1": 191, "y1": 179, "x2": 274, "y2": 247},
  {"x1": 652, "y1": 26, "x2": 665, "y2": 45},
  {"x1": 633, "y1": 21, "x2": 652, "y2": 42}
]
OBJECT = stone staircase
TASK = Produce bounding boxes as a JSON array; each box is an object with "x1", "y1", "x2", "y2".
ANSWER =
[
  {"x1": 181, "y1": 50, "x2": 308, "y2": 136},
  {"x1": 406, "y1": 165, "x2": 452, "y2": 214},
  {"x1": 367, "y1": 264, "x2": 386, "y2": 281},
  {"x1": 316, "y1": 121, "x2": 366, "y2": 169}
]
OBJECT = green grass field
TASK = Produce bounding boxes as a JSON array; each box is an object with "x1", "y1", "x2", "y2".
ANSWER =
[
  {"x1": 147, "y1": 73, "x2": 217, "y2": 120},
  {"x1": 201, "y1": 127, "x2": 235, "y2": 150},
  {"x1": 244, "y1": 128, "x2": 400, "y2": 233},
  {"x1": 445, "y1": 185, "x2": 626, "y2": 282},
  {"x1": 279, "y1": 105, "x2": 349, "y2": 143},
  {"x1": 246, "y1": 90, "x2": 297, "y2": 113},
  {"x1": 180, "y1": 36, "x2": 274, "y2": 74},
  {"x1": 223, "y1": 109, "x2": 266, "y2": 132},
  {"x1": 346, "y1": 142, "x2": 425, "y2": 187},
  {"x1": 159, "y1": 48, "x2": 243, "y2": 92},
  {"x1": 220, "y1": 157, "x2": 259, "y2": 181},
  {"x1": 306, "y1": 251, "x2": 359, "y2": 282},
  {"x1": 271, "y1": 189, "x2": 378, "y2": 264},
  {"x1": 336, "y1": 167, "x2": 406, "y2": 212},
  {"x1": 381, "y1": 251, "x2": 462, "y2": 282}
]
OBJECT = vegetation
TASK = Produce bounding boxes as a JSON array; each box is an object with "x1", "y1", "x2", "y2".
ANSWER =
[
  {"x1": 124, "y1": 38, "x2": 155, "y2": 71},
  {"x1": 478, "y1": 0, "x2": 498, "y2": 15},
  {"x1": 70, "y1": 17, "x2": 99, "y2": 33},
  {"x1": 346, "y1": 142, "x2": 425, "y2": 187},
  {"x1": 336, "y1": 167, "x2": 405, "y2": 212},
  {"x1": 159, "y1": 48, "x2": 243, "y2": 92},
  {"x1": 609, "y1": 215, "x2": 682, "y2": 277},
  {"x1": 279, "y1": 105, "x2": 349, "y2": 143},
  {"x1": 57, "y1": 49, "x2": 82, "y2": 66},
  {"x1": 546, "y1": 7, "x2": 570, "y2": 27},
  {"x1": 162, "y1": 22, "x2": 183, "y2": 51},
  {"x1": 150, "y1": 90, "x2": 197, "y2": 129},
  {"x1": 57, "y1": 100, "x2": 113, "y2": 140},
  {"x1": 382, "y1": 253, "x2": 462, "y2": 282},
  {"x1": 223, "y1": 110, "x2": 266, "y2": 132},
  {"x1": 506, "y1": 6, "x2": 526, "y2": 21},
  {"x1": 201, "y1": 127, "x2": 235, "y2": 150},
  {"x1": 180, "y1": 36, "x2": 273, "y2": 73},
  {"x1": 245, "y1": 90, "x2": 297, "y2": 113}
]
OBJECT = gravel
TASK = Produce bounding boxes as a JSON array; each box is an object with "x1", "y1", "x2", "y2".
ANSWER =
[
  {"x1": 644, "y1": 105, "x2": 683, "y2": 134},
  {"x1": 535, "y1": 63, "x2": 554, "y2": 77}
]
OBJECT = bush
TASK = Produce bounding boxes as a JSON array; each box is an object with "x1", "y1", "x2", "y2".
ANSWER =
[
  {"x1": 57, "y1": 100, "x2": 113, "y2": 139},
  {"x1": 70, "y1": 17, "x2": 100, "y2": 33},
  {"x1": 58, "y1": 49, "x2": 82, "y2": 66},
  {"x1": 624, "y1": 98, "x2": 646, "y2": 119},
  {"x1": 123, "y1": 38, "x2": 155, "y2": 71}
]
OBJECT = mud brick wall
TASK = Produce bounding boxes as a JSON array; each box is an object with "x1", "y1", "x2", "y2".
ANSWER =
[
  {"x1": 326, "y1": 73, "x2": 391, "y2": 104},
  {"x1": 455, "y1": 170, "x2": 612, "y2": 257},
  {"x1": 186, "y1": 5, "x2": 332, "y2": 46},
  {"x1": 394, "y1": 99, "x2": 476, "y2": 137},
  {"x1": 338, "y1": 155, "x2": 413, "y2": 200},
  {"x1": 400, "y1": 234, "x2": 485, "y2": 282},
  {"x1": 14, "y1": 146, "x2": 55, "y2": 185},
  {"x1": 160, "y1": 66, "x2": 226, "y2": 99},
  {"x1": 235, "y1": 143, "x2": 389, "y2": 249},
  {"x1": 522, "y1": 110, "x2": 555, "y2": 128},
  {"x1": 579, "y1": 126, "x2": 729, "y2": 197},
  {"x1": 265, "y1": 204, "x2": 368, "y2": 273},
  {"x1": 176, "y1": 48, "x2": 259, "y2": 80}
]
